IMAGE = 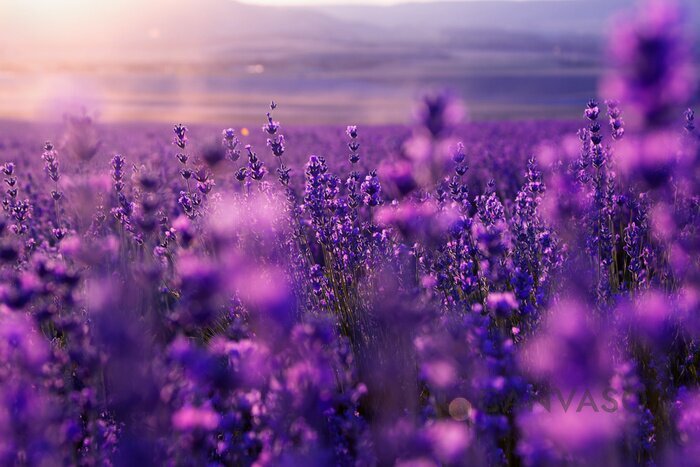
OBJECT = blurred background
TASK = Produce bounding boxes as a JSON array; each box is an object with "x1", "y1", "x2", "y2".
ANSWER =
[{"x1": 1, "y1": 0, "x2": 699, "y2": 125}]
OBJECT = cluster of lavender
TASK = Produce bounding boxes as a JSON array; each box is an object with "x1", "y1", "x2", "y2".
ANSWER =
[{"x1": 0, "y1": 0, "x2": 698, "y2": 465}]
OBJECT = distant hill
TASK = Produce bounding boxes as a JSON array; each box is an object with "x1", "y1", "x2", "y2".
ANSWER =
[
  {"x1": 0, "y1": 0, "x2": 381, "y2": 63},
  {"x1": 318, "y1": 0, "x2": 700, "y2": 38},
  {"x1": 318, "y1": 0, "x2": 635, "y2": 37},
  {"x1": 1, "y1": 0, "x2": 697, "y2": 64}
]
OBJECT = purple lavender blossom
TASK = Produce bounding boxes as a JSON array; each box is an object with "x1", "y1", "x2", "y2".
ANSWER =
[
  {"x1": 603, "y1": 0, "x2": 695, "y2": 128},
  {"x1": 0, "y1": 3, "x2": 698, "y2": 462},
  {"x1": 222, "y1": 128, "x2": 241, "y2": 162}
]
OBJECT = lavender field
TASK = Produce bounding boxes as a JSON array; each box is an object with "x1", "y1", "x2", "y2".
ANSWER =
[{"x1": 1, "y1": 0, "x2": 700, "y2": 466}]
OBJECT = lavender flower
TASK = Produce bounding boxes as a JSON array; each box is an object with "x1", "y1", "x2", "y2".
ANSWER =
[
  {"x1": 41, "y1": 141, "x2": 60, "y2": 182},
  {"x1": 604, "y1": 0, "x2": 694, "y2": 128},
  {"x1": 584, "y1": 99, "x2": 600, "y2": 121},
  {"x1": 685, "y1": 108, "x2": 695, "y2": 133},
  {"x1": 262, "y1": 113, "x2": 279, "y2": 136},
  {"x1": 0, "y1": 13, "x2": 698, "y2": 462},
  {"x1": 173, "y1": 123, "x2": 188, "y2": 149},
  {"x1": 347, "y1": 125, "x2": 360, "y2": 164},
  {"x1": 267, "y1": 134, "x2": 285, "y2": 158},
  {"x1": 360, "y1": 170, "x2": 382, "y2": 207},
  {"x1": 222, "y1": 128, "x2": 241, "y2": 162},
  {"x1": 245, "y1": 145, "x2": 266, "y2": 181}
]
